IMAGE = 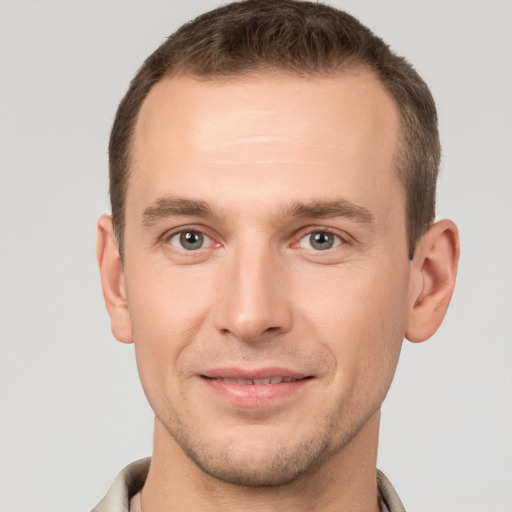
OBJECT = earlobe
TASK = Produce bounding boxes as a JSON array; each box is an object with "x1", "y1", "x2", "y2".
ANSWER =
[
  {"x1": 96, "y1": 215, "x2": 133, "y2": 344},
  {"x1": 405, "y1": 219, "x2": 459, "y2": 343}
]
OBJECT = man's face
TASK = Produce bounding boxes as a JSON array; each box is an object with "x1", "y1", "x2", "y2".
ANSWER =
[{"x1": 122, "y1": 70, "x2": 412, "y2": 485}]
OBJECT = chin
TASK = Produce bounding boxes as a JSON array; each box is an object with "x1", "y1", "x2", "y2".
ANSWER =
[
  {"x1": 186, "y1": 441, "x2": 331, "y2": 487},
  {"x1": 166, "y1": 417, "x2": 348, "y2": 487}
]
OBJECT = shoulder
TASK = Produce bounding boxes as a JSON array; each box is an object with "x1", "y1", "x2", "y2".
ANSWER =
[
  {"x1": 91, "y1": 458, "x2": 151, "y2": 512},
  {"x1": 377, "y1": 470, "x2": 406, "y2": 512}
]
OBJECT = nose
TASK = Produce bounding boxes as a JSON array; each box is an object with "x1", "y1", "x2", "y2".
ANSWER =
[{"x1": 214, "y1": 246, "x2": 293, "y2": 343}]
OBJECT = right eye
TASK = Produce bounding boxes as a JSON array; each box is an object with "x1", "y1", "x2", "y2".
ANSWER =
[{"x1": 168, "y1": 230, "x2": 213, "y2": 251}]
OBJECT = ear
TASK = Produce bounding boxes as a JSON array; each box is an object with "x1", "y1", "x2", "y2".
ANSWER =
[
  {"x1": 405, "y1": 219, "x2": 459, "y2": 343},
  {"x1": 96, "y1": 215, "x2": 133, "y2": 344}
]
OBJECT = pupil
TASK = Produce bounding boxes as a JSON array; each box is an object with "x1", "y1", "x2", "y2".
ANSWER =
[
  {"x1": 311, "y1": 232, "x2": 333, "y2": 250},
  {"x1": 181, "y1": 231, "x2": 203, "y2": 250}
]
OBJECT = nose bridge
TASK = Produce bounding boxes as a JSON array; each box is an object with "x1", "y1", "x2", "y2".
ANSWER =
[{"x1": 214, "y1": 239, "x2": 292, "y2": 341}]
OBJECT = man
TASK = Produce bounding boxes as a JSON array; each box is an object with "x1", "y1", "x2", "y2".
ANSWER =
[{"x1": 94, "y1": 1, "x2": 459, "y2": 510}]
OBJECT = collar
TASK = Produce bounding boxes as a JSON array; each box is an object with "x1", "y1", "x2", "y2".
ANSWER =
[{"x1": 92, "y1": 458, "x2": 405, "y2": 512}]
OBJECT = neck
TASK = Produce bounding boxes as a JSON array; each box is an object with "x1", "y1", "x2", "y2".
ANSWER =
[{"x1": 142, "y1": 410, "x2": 382, "y2": 512}]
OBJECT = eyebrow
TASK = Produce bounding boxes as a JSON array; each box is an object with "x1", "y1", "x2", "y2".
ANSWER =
[
  {"x1": 142, "y1": 197, "x2": 214, "y2": 226},
  {"x1": 288, "y1": 199, "x2": 374, "y2": 224},
  {"x1": 141, "y1": 196, "x2": 374, "y2": 227}
]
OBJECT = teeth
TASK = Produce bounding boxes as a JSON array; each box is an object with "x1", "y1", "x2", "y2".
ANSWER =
[
  {"x1": 213, "y1": 376, "x2": 301, "y2": 385},
  {"x1": 253, "y1": 378, "x2": 271, "y2": 385}
]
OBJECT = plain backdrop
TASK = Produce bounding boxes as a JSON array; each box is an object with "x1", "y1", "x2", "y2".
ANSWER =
[{"x1": 1, "y1": 1, "x2": 511, "y2": 511}]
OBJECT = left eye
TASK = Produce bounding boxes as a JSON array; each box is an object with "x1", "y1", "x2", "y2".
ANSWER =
[
  {"x1": 298, "y1": 231, "x2": 343, "y2": 251},
  {"x1": 168, "y1": 230, "x2": 212, "y2": 251}
]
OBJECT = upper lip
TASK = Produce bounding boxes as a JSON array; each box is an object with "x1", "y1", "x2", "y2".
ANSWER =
[{"x1": 201, "y1": 367, "x2": 310, "y2": 381}]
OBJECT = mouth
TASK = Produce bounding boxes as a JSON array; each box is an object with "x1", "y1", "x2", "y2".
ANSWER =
[
  {"x1": 199, "y1": 368, "x2": 313, "y2": 404},
  {"x1": 203, "y1": 375, "x2": 306, "y2": 385}
]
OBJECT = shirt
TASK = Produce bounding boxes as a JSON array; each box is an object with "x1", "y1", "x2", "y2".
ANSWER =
[{"x1": 91, "y1": 458, "x2": 405, "y2": 512}]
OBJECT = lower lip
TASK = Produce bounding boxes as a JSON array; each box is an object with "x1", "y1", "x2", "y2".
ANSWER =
[{"x1": 202, "y1": 377, "x2": 311, "y2": 406}]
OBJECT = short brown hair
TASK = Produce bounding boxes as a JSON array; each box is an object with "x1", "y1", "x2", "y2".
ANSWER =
[{"x1": 109, "y1": 0, "x2": 440, "y2": 259}]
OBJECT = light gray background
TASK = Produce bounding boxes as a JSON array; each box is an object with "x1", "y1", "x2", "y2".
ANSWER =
[{"x1": 1, "y1": 1, "x2": 511, "y2": 511}]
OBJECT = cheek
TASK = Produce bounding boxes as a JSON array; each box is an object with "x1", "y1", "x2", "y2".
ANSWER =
[
  {"x1": 296, "y1": 261, "x2": 409, "y2": 384},
  {"x1": 126, "y1": 255, "x2": 215, "y2": 333},
  {"x1": 124, "y1": 260, "x2": 216, "y2": 398}
]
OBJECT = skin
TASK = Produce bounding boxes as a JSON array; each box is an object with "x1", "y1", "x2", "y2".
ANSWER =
[{"x1": 97, "y1": 70, "x2": 459, "y2": 511}]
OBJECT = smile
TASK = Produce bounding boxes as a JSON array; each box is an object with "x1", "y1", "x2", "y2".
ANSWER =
[
  {"x1": 200, "y1": 369, "x2": 313, "y2": 405},
  {"x1": 205, "y1": 376, "x2": 304, "y2": 385}
]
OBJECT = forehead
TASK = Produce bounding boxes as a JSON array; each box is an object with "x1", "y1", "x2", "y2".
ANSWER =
[{"x1": 129, "y1": 70, "x2": 402, "y2": 221}]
